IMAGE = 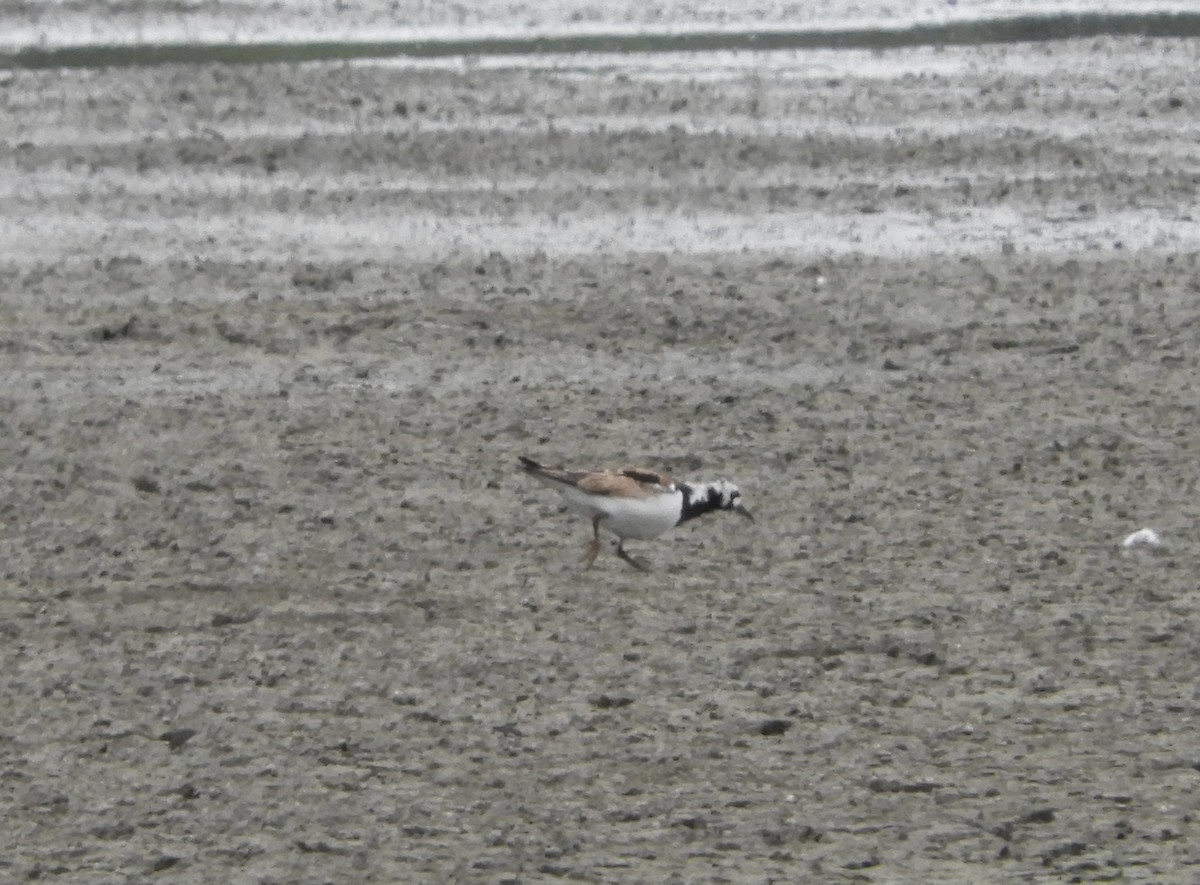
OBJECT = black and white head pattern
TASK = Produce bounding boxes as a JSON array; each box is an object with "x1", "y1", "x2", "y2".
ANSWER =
[{"x1": 679, "y1": 479, "x2": 750, "y2": 524}]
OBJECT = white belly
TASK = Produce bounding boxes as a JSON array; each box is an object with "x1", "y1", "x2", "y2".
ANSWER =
[{"x1": 558, "y1": 486, "x2": 683, "y2": 541}]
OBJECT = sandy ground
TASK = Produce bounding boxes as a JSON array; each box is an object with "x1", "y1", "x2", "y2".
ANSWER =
[{"x1": 4, "y1": 35, "x2": 1200, "y2": 883}]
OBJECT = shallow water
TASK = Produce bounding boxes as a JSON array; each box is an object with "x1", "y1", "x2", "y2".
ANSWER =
[
  {"x1": 3, "y1": 0, "x2": 1196, "y2": 46},
  {"x1": 7, "y1": 10, "x2": 1200, "y2": 68}
]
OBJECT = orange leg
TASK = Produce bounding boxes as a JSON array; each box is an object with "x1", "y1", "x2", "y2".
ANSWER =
[{"x1": 582, "y1": 516, "x2": 603, "y2": 568}]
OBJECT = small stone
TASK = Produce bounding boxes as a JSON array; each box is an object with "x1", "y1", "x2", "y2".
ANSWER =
[
  {"x1": 131, "y1": 475, "x2": 160, "y2": 494},
  {"x1": 211, "y1": 611, "x2": 256, "y2": 627},
  {"x1": 758, "y1": 719, "x2": 792, "y2": 736},
  {"x1": 160, "y1": 728, "x2": 197, "y2": 750},
  {"x1": 590, "y1": 695, "x2": 633, "y2": 709}
]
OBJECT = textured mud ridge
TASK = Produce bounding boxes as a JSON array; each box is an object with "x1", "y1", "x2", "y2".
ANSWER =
[{"x1": 3, "y1": 36, "x2": 1200, "y2": 883}]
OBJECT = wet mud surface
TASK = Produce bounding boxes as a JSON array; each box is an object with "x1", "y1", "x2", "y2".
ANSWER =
[{"x1": 4, "y1": 36, "x2": 1200, "y2": 882}]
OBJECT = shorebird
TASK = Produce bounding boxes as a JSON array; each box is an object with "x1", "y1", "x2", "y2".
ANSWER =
[{"x1": 518, "y1": 455, "x2": 753, "y2": 570}]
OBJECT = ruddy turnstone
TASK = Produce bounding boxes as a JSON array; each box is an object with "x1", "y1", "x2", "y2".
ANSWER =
[{"x1": 518, "y1": 455, "x2": 753, "y2": 571}]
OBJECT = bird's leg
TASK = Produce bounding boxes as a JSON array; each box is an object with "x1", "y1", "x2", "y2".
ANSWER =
[
  {"x1": 582, "y1": 515, "x2": 603, "y2": 568},
  {"x1": 616, "y1": 541, "x2": 650, "y2": 572}
]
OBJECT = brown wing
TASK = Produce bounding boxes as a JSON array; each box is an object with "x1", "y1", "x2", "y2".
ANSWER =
[
  {"x1": 520, "y1": 456, "x2": 675, "y2": 498},
  {"x1": 618, "y1": 466, "x2": 675, "y2": 487},
  {"x1": 577, "y1": 466, "x2": 675, "y2": 498}
]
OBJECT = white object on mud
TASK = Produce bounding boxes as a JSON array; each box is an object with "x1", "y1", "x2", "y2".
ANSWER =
[{"x1": 1121, "y1": 528, "x2": 1164, "y2": 549}]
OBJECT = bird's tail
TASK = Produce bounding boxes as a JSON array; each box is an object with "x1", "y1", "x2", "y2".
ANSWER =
[
  {"x1": 518, "y1": 455, "x2": 579, "y2": 488},
  {"x1": 517, "y1": 455, "x2": 544, "y2": 473}
]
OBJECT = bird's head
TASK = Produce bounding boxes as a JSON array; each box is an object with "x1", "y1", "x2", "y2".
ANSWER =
[{"x1": 708, "y1": 479, "x2": 754, "y2": 521}]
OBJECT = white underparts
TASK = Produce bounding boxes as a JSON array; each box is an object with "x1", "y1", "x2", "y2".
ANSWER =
[{"x1": 555, "y1": 485, "x2": 684, "y2": 541}]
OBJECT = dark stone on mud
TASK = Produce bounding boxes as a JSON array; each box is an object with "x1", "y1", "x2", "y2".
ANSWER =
[
  {"x1": 150, "y1": 855, "x2": 180, "y2": 872},
  {"x1": 590, "y1": 695, "x2": 634, "y2": 709},
  {"x1": 160, "y1": 728, "x2": 198, "y2": 750},
  {"x1": 211, "y1": 611, "x2": 257, "y2": 627},
  {"x1": 131, "y1": 474, "x2": 160, "y2": 494},
  {"x1": 93, "y1": 316, "x2": 138, "y2": 341}
]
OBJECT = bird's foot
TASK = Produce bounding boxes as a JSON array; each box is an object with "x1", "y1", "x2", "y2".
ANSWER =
[{"x1": 616, "y1": 543, "x2": 651, "y2": 572}]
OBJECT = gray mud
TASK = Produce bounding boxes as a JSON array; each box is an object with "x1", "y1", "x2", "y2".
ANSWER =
[{"x1": 3, "y1": 36, "x2": 1200, "y2": 883}]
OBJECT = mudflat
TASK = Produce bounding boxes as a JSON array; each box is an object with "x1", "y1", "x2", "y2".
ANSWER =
[{"x1": 4, "y1": 36, "x2": 1200, "y2": 882}]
